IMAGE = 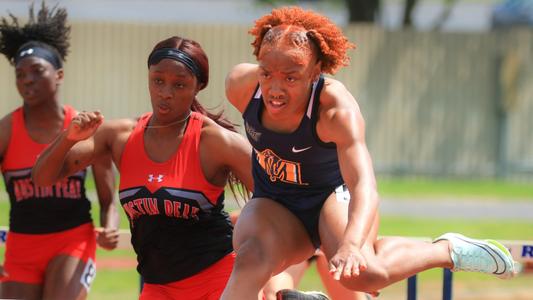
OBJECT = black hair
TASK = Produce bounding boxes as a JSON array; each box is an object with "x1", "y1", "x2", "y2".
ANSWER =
[{"x1": 0, "y1": 1, "x2": 70, "y2": 66}]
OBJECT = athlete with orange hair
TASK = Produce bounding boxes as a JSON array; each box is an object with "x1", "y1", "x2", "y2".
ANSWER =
[{"x1": 221, "y1": 6, "x2": 516, "y2": 300}]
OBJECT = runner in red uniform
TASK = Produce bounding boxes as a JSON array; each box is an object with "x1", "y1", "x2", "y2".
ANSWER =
[
  {"x1": 32, "y1": 35, "x2": 252, "y2": 300},
  {"x1": 0, "y1": 3, "x2": 119, "y2": 300}
]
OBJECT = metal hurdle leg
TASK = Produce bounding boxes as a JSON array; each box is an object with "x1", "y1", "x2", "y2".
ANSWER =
[
  {"x1": 407, "y1": 275, "x2": 417, "y2": 300},
  {"x1": 442, "y1": 268, "x2": 453, "y2": 300},
  {"x1": 406, "y1": 269, "x2": 453, "y2": 300}
]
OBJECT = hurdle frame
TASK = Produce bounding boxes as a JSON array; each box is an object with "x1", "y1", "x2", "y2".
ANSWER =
[{"x1": 1, "y1": 227, "x2": 532, "y2": 300}]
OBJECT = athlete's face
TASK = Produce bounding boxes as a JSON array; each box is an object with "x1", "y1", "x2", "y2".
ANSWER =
[
  {"x1": 15, "y1": 56, "x2": 63, "y2": 107},
  {"x1": 148, "y1": 58, "x2": 200, "y2": 123},
  {"x1": 257, "y1": 34, "x2": 321, "y2": 118}
]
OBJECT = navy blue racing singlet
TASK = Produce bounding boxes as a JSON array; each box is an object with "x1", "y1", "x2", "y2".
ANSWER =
[{"x1": 242, "y1": 76, "x2": 345, "y2": 247}]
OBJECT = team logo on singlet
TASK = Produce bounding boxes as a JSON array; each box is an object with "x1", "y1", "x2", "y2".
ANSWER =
[
  {"x1": 255, "y1": 148, "x2": 306, "y2": 185},
  {"x1": 148, "y1": 174, "x2": 164, "y2": 182},
  {"x1": 245, "y1": 121, "x2": 262, "y2": 142}
]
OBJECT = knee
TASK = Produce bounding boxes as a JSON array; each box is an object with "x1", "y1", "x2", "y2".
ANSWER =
[{"x1": 234, "y1": 237, "x2": 273, "y2": 275}]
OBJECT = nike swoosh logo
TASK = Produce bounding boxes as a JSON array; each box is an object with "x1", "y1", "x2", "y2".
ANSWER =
[{"x1": 291, "y1": 146, "x2": 312, "y2": 153}]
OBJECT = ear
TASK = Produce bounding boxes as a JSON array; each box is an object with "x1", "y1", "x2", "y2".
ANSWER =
[
  {"x1": 311, "y1": 60, "x2": 322, "y2": 82},
  {"x1": 196, "y1": 81, "x2": 206, "y2": 94},
  {"x1": 56, "y1": 68, "x2": 65, "y2": 84}
]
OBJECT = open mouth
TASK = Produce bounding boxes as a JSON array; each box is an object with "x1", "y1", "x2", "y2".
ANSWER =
[
  {"x1": 23, "y1": 89, "x2": 36, "y2": 99},
  {"x1": 266, "y1": 99, "x2": 287, "y2": 112},
  {"x1": 157, "y1": 103, "x2": 170, "y2": 114}
]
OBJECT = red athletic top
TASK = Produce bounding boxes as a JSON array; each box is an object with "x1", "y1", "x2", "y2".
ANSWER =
[
  {"x1": 1, "y1": 105, "x2": 91, "y2": 234},
  {"x1": 119, "y1": 112, "x2": 233, "y2": 284}
]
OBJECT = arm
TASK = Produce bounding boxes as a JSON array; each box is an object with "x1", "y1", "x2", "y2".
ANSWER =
[
  {"x1": 32, "y1": 111, "x2": 106, "y2": 186},
  {"x1": 318, "y1": 80, "x2": 379, "y2": 278},
  {"x1": 201, "y1": 120, "x2": 254, "y2": 191},
  {"x1": 220, "y1": 130, "x2": 254, "y2": 191},
  {"x1": 0, "y1": 114, "x2": 12, "y2": 167},
  {"x1": 225, "y1": 63, "x2": 260, "y2": 113},
  {"x1": 92, "y1": 154, "x2": 120, "y2": 250},
  {"x1": 0, "y1": 115, "x2": 10, "y2": 274}
]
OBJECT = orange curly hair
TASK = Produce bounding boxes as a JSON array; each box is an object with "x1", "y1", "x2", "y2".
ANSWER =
[{"x1": 249, "y1": 6, "x2": 355, "y2": 75}]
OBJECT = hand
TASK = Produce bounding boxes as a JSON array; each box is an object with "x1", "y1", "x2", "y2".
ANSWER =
[
  {"x1": 0, "y1": 264, "x2": 8, "y2": 279},
  {"x1": 96, "y1": 227, "x2": 120, "y2": 250},
  {"x1": 66, "y1": 111, "x2": 104, "y2": 142},
  {"x1": 329, "y1": 244, "x2": 367, "y2": 280}
]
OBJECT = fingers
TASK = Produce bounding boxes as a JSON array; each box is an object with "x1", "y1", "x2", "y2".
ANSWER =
[
  {"x1": 0, "y1": 265, "x2": 8, "y2": 278},
  {"x1": 329, "y1": 252, "x2": 368, "y2": 281},
  {"x1": 96, "y1": 227, "x2": 120, "y2": 250},
  {"x1": 343, "y1": 258, "x2": 356, "y2": 278},
  {"x1": 73, "y1": 111, "x2": 103, "y2": 130}
]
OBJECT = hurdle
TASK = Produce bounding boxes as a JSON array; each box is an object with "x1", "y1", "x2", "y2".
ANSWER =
[{"x1": 1, "y1": 227, "x2": 532, "y2": 300}]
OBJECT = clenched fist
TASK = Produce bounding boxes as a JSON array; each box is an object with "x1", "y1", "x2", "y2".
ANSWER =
[{"x1": 66, "y1": 111, "x2": 104, "y2": 142}]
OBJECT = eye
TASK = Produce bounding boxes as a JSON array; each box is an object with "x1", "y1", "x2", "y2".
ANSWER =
[
  {"x1": 259, "y1": 72, "x2": 271, "y2": 79},
  {"x1": 286, "y1": 76, "x2": 296, "y2": 82},
  {"x1": 153, "y1": 78, "x2": 163, "y2": 85},
  {"x1": 174, "y1": 82, "x2": 185, "y2": 88}
]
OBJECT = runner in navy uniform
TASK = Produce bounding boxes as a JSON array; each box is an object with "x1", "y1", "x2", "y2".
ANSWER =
[
  {"x1": 220, "y1": 7, "x2": 516, "y2": 300},
  {"x1": 0, "y1": 3, "x2": 118, "y2": 300}
]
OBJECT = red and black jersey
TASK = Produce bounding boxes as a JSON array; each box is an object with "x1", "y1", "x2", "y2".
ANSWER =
[
  {"x1": 1, "y1": 105, "x2": 92, "y2": 234},
  {"x1": 119, "y1": 112, "x2": 233, "y2": 284}
]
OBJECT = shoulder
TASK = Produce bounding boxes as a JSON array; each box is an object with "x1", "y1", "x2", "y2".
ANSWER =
[
  {"x1": 200, "y1": 116, "x2": 249, "y2": 154},
  {"x1": 200, "y1": 117, "x2": 234, "y2": 146},
  {"x1": 0, "y1": 113, "x2": 14, "y2": 160},
  {"x1": 317, "y1": 78, "x2": 365, "y2": 144},
  {"x1": 0, "y1": 112, "x2": 13, "y2": 135},
  {"x1": 225, "y1": 63, "x2": 259, "y2": 113}
]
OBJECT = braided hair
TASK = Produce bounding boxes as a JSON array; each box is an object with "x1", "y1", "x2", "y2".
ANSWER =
[{"x1": 249, "y1": 6, "x2": 355, "y2": 75}]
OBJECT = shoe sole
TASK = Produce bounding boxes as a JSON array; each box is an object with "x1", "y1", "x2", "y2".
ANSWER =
[
  {"x1": 276, "y1": 289, "x2": 330, "y2": 300},
  {"x1": 436, "y1": 233, "x2": 516, "y2": 279}
]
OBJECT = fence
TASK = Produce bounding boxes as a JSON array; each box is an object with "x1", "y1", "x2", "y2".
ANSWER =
[{"x1": 1, "y1": 24, "x2": 533, "y2": 178}]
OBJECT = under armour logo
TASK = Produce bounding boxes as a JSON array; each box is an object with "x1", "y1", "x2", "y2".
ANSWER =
[
  {"x1": 148, "y1": 174, "x2": 164, "y2": 182},
  {"x1": 19, "y1": 48, "x2": 34, "y2": 57}
]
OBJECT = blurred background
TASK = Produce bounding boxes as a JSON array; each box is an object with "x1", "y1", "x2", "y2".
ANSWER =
[{"x1": 0, "y1": 0, "x2": 532, "y2": 299}]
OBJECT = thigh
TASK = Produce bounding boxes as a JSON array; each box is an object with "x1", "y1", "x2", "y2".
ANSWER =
[
  {"x1": 0, "y1": 281, "x2": 42, "y2": 300},
  {"x1": 319, "y1": 191, "x2": 385, "y2": 291},
  {"x1": 42, "y1": 255, "x2": 95, "y2": 300},
  {"x1": 315, "y1": 253, "x2": 369, "y2": 300},
  {"x1": 234, "y1": 197, "x2": 316, "y2": 273},
  {"x1": 318, "y1": 191, "x2": 380, "y2": 261}
]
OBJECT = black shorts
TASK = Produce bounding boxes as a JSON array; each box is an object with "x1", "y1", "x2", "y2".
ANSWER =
[{"x1": 254, "y1": 185, "x2": 349, "y2": 248}]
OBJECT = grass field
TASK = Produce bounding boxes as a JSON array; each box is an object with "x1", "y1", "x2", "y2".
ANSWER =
[
  {"x1": 1, "y1": 178, "x2": 532, "y2": 299},
  {"x1": 2, "y1": 177, "x2": 533, "y2": 201}
]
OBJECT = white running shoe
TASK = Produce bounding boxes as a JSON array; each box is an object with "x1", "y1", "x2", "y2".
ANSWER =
[{"x1": 434, "y1": 233, "x2": 517, "y2": 279}]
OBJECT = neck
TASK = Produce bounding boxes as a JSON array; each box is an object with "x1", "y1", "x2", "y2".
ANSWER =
[
  {"x1": 144, "y1": 110, "x2": 192, "y2": 133},
  {"x1": 23, "y1": 101, "x2": 63, "y2": 124}
]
